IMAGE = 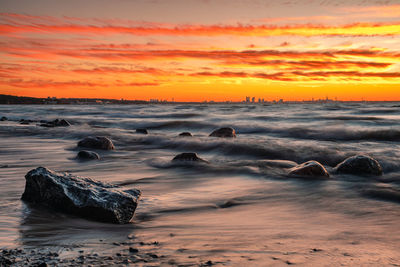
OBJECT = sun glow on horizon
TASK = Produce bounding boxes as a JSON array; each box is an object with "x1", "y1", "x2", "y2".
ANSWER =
[{"x1": 0, "y1": 0, "x2": 399, "y2": 101}]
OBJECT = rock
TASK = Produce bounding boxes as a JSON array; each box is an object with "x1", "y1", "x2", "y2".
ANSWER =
[
  {"x1": 21, "y1": 167, "x2": 140, "y2": 224},
  {"x1": 335, "y1": 155, "x2": 383, "y2": 176},
  {"x1": 136, "y1": 128, "x2": 148, "y2": 134},
  {"x1": 288, "y1": 161, "x2": 330, "y2": 177},
  {"x1": 77, "y1": 150, "x2": 100, "y2": 160},
  {"x1": 0, "y1": 116, "x2": 7, "y2": 121},
  {"x1": 20, "y1": 119, "x2": 31, "y2": 125},
  {"x1": 209, "y1": 127, "x2": 236, "y2": 138},
  {"x1": 37, "y1": 262, "x2": 48, "y2": 267},
  {"x1": 78, "y1": 136, "x2": 115, "y2": 150},
  {"x1": 172, "y1": 152, "x2": 208, "y2": 163},
  {"x1": 179, "y1": 132, "x2": 192, "y2": 137},
  {"x1": 129, "y1": 247, "x2": 139, "y2": 253},
  {"x1": 39, "y1": 119, "x2": 71, "y2": 127}
]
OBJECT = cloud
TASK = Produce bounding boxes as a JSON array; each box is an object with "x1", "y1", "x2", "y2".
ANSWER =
[
  {"x1": 0, "y1": 13, "x2": 399, "y2": 37},
  {"x1": 191, "y1": 70, "x2": 400, "y2": 82}
]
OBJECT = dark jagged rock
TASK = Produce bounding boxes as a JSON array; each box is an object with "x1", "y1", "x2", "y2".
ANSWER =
[
  {"x1": 39, "y1": 119, "x2": 71, "y2": 127},
  {"x1": 288, "y1": 161, "x2": 330, "y2": 177},
  {"x1": 172, "y1": 152, "x2": 208, "y2": 163},
  {"x1": 179, "y1": 132, "x2": 192, "y2": 137},
  {"x1": 136, "y1": 128, "x2": 148, "y2": 134},
  {"x1": 209, "y1": 127, "x2": 236, "y2": 138},
  {"x1": 21, "y1": 167, "x2": 140, "y2": 224},
  {"x1": 78, "y1": 136, "x2": 115, "y2": 150},
  {"x1": 77, "y1": 150, "x2": 100, "y2": 160},
  {"x1": 335, "y1": 155, "x2": 383, "y2": 176},
  {"x1": 0, "y1": 116, "x2": 7, "y2": 121}
]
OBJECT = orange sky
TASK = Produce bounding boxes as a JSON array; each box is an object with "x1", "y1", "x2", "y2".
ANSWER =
[{"x1": 0, "y1": 0, "x2": 399, "y2": 101}]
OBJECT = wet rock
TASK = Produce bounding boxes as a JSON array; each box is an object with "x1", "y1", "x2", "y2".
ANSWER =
[
  {"x1": 21, "y1": 167, "x2": 141, "y2": 224},
  {"x1": 172, "y1": 152, "x2": 208, "y2": 163},
  {"x1": 129, "y1": 247, "x2": 139, "y2": 253},
  {"x1": 179, "y1": 132, "x2": 192, "y2": 137},
  {"x1": 78, "y1": 136, "x2": 115, "y2": 150},
  {"x1": 218, "y1": 200, "x2": 242, "y2": 209},
  {"x1": 209, "y1": 127, "x2": 236, "y2": 138},
  {"x1": 288, "y1": 161, "x2": 330, "y2": 177},
  {"x1": 335, "y1": 155, "x2": 383, "y2": 176},
  {"x1": 20, "y1": 119, "x2": 31, "y2": 125},
  {"x1": 136, "y1": 128, "x2": 148, "y2": 134},
  {"x1": 146, "y1": 253, "x2": 158, "y2": 259},
  {"x1": 39, "y1": 119, "x2": 71, "y2": 127},
  {"x1": 37, "y1": 262, "x2": 48, "y2": 267},
  {"x1": 77, "y1": 150, "x2": 100, "y2": 160},
  {"x1": 0, "y1": 116, "x2": 7, "y2": 121},
  {"x1": 0, "y1": 255, "x2": 13, "y2": 266}
]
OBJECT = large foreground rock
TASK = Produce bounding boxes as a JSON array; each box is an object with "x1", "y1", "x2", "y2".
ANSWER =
[
  {"x1": 78, "y1": 136, "x2": 115, "y2": 150},
  {"x1": 172, "y1": 152, "x2": 208, "y2": 163},
  {"x1": 21, "y1": 167, "x2": 140, "y2": 224},
  {"x1": 288, "y1": 161, "x2": 330, "y2": 177},
  {"x1": 209, "y1": 127, "x2": 236, "y2": 138},
  {"x1": 335, "y1": 155, "x2": 383, "y2": 176}
]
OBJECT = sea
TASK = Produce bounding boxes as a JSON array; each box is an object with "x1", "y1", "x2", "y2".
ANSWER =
[{"x1": 0, "y1": 102, "x2": 399, "y2": 266}]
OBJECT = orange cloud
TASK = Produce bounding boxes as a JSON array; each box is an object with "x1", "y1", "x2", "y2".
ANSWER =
[
  {"x1": 191, "y1": 70, "x2": 400, "y2": 82},
  {"x1": 1, "y1": 13, "x2": 399, "y2": 37}
]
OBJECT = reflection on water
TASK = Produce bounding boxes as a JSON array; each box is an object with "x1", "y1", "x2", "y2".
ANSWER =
[{"x1": 0, "y1": 103, "x2": 400, "y2": 265}]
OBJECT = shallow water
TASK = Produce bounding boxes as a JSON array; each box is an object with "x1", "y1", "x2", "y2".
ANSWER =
[{"x1": 0, "y1": 103, "x2": 400, "y2": 266}]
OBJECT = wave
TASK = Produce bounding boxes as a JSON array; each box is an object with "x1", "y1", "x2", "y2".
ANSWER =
[{"x1": 236, "y1": 126, "x2": 400, "y2": 142}]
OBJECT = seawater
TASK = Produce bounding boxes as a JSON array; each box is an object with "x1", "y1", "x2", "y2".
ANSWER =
[{"x1": 0, "y1": 103, "x2": 399, "y2": 266}]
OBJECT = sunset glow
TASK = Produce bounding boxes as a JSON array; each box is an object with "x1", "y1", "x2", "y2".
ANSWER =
[{"x1": 0, "y1": 0, "x2": 399, "y2": 101}]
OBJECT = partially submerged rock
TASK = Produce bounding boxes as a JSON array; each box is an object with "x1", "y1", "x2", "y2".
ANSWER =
[
  {"x1": 172, "y1": 152, "x2": 208, "y2": 163},
  {"x1": 0, "y1": 116, "x2": 7, "y2": 121},
  {"x1": 39, "y1": 119, "x2": 71, "y2": 127},
  {"x1": 19, "y1": 119, "x2": 31, "y2": 125},
  {"x1": 179, "y1": 132, "x2": 192, "y2": 137},
  {"x1": 78, "y1": 136, "x2": 115, "y2": 150},
  {"x1": 335, "y1": 155, "x2": 382, "y2": 176},
  {"x1": 136, "y1": 128, "x2": 148, "y2": 134},
  {"x1": 288, "y1": 161, "x2": 330, "y2": 178},
  {"x1": 209, "y1": 127, "x2": 236, "y2": 138},
  {"x1": 77, "y1": 150, "x2": 100, "y2": 160},
  {"x1": 21, "y1": 167, "x2": 140, "y2": 223}
]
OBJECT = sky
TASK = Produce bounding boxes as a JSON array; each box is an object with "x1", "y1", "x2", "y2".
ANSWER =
[{"x1": 0, "y1": 0, "x2": 399, "y2": 101}]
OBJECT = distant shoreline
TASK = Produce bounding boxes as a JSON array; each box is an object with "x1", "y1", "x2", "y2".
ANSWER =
[{"x1": 1, "y1": 94, "x2": 399, "y2": 105}]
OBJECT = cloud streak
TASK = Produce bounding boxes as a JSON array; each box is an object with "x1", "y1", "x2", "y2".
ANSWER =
[{"x1": 0, "y1": 13, "x2": 399, "y2": 37}]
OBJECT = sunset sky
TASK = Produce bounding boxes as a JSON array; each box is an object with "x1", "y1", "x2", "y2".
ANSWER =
[{"x1": 0, "y1": 0, "x2": 399, "y2": 101}]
